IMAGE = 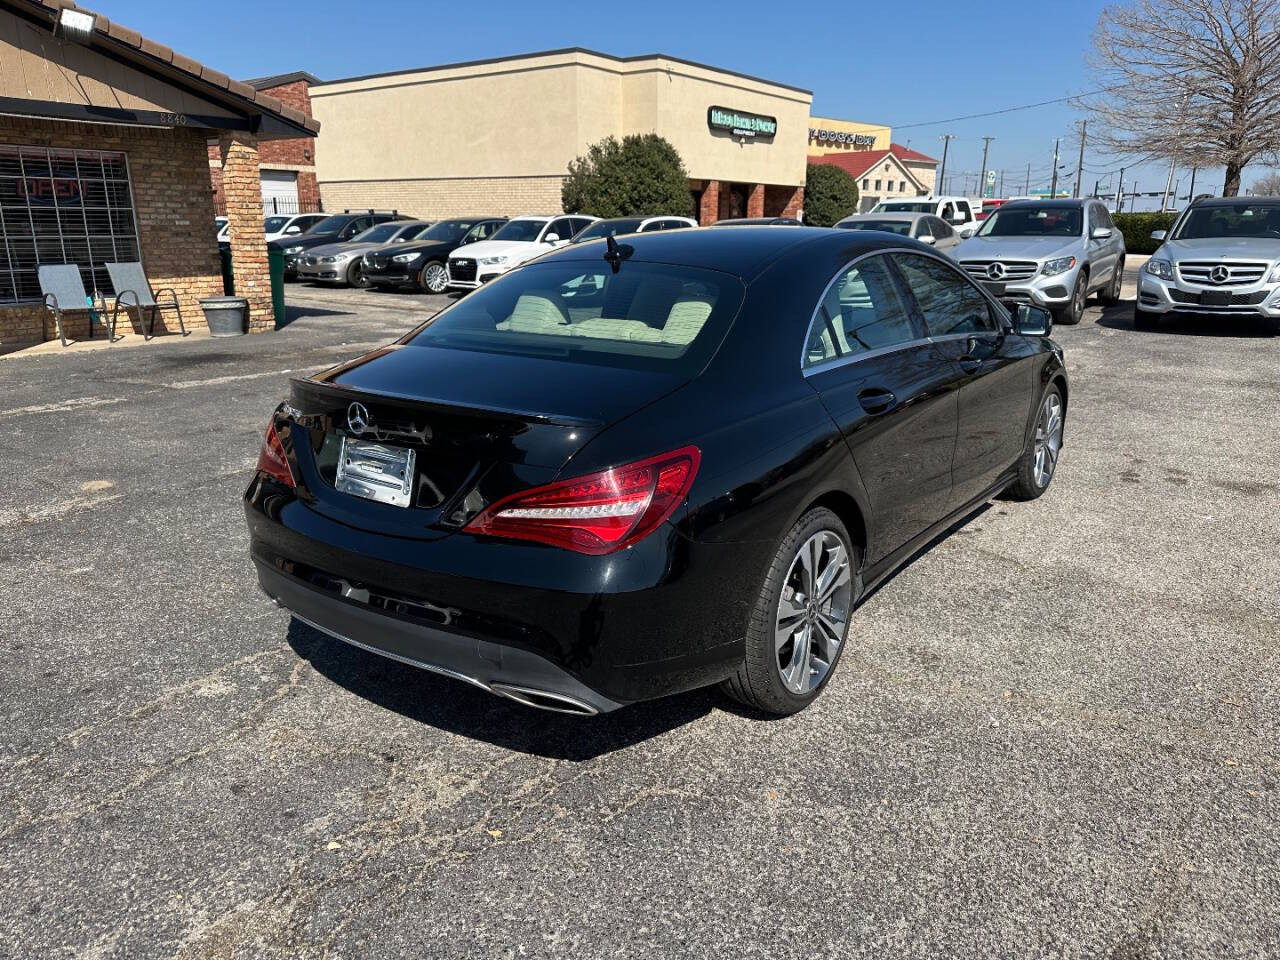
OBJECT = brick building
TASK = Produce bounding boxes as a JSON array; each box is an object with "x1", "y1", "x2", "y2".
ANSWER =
[
  {"x1": 0, "y1": 0, "x2": 317, "y2": 348},
  {"x1": 209, "y1": 71, "x2": 322, "y2": 217}
]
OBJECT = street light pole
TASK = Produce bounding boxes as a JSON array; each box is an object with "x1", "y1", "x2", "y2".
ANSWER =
[
  {"x1": 1116, "y1": 167, "x2": 1125, "y2": 213},
  {"x1": 1025, "y1": 163, "x2": 1031, "y2": 194}
]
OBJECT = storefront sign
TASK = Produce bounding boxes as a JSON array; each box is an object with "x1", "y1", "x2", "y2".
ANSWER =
[
  {"x1": 809, "y1": 128, "x2": 877, "y2": 148},
  {"x1": 708, "y1": 106, "x2": 777, "y2": 140}
]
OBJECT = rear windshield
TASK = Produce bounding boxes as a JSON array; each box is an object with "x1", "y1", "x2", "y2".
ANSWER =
[
  {"x1": 878, "y1": 202, "x2": 933, "y2": 213},
  {"x1": 978, "y1": 206, "x2": 1082, "y2": 237},
  {"x1": 403, "y1": 260, "x2": 745, "y2": 375},
  {"x1": 837, "y1": 219, "x2": 912, "y2": 235},
  {"x1": 490, "y1": 220, "x2": 545, "y2": 242},
  {"x1": 572, "y1": 219, "x2": 645, "y2": 242},
  {"x1": 1172, "y1": 204, "x2": 1280, "y2": 239}
]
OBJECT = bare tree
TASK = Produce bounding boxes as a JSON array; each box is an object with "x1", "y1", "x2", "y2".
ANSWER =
[
  {"x1": 1247, "y1": 169, "x2": 1280, "y2": 193},
  {"x1": 1080, "y1": 0, "x2": 1280, "y2": 195}
]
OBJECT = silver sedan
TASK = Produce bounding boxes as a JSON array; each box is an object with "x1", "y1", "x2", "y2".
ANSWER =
[{"x1": 833, "y1": 212, "x2": 963, "y2": 256}]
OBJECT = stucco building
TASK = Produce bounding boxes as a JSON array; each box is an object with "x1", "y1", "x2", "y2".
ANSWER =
[
  {"x1": 308, "y1": 49, "x2": 813, "y2": 225},
  {"x1": 809, "y1": 143, "x2": 940, "y2": 212}
]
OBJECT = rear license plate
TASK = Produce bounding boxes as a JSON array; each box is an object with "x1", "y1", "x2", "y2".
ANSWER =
[
  {"x1": 1201, "y1": 290, "x2": 1230, "y2": 306},
  {"x1": 981, "y1": 281, "x2": 1006, "y2": 296},
  {"x1": 335, "y1": 436, "x2": 416, "y2": 508}
]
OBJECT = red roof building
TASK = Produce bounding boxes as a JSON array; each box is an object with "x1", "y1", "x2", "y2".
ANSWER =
[{"x1": 809, "y1": 143, "x2": 939, "y2": 212}]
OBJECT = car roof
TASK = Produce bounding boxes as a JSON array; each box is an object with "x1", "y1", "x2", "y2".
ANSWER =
[
  {"x1": 536, "y1": 225, "x2": 894, "y2": 281},
  {"x1": 1192, "y1": 196, "x2": 1280, "y2": 206},
  {"x1": 713, "y1": 217, "x2": 801, "y2": 225},
  {"x1": 997, "y1": 198, "x2": 1088, "y2": 209},
  {"x1": 840, "y1": 212, "x2": 923, "y2": 221}
]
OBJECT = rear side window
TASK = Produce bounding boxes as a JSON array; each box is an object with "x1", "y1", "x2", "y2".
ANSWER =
[
  {"x1": 894, "y1": 253, "x2": 997, "y2": 336},
  {"x1": 803, "y1": 255, "x2": 918, "y2": 368},
  {"x1": 405, "y1": 260, "x2": 744, "y2": 376}
]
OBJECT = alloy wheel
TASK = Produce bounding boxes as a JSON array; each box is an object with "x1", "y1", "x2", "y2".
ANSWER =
[
  {"x1": 1071, "y1": 278, "x2": 1086, "y2": 322},
  {"x1": 775, "y1": 531, "x2": 852, "y2": 695},
  {"x1": 422, "y1": 261, "x2": 448, "y2": 294},
  {"x1": 1034, "y1": 393, "x2": 1064, "y2": 488}
]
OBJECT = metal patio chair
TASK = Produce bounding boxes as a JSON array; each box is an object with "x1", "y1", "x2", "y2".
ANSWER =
[
  {"x1": 38, "y1": 264, "x2": 107, "y2": 348},
  {"x1": 105, "y1": 262, "x2": 186, "y2": 341}
]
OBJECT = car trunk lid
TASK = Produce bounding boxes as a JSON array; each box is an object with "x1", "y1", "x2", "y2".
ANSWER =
[{"x1": 282, "y1": 344, "x2": 686, "y2": 540}]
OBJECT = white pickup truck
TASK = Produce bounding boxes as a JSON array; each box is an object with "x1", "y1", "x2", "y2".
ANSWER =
[{"x1": 871, "y1": 196, "x2": 982, "y2": 238}]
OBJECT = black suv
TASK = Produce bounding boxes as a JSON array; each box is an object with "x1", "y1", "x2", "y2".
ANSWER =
[
  {"x1": 363, "y1": 218, "x2": 507, "y2": 293},
  {"x1": 271, "y1": 210, "x2": 408, "y2": 279}
]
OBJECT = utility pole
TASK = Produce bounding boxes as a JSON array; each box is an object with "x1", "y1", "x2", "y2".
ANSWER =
[
  {"x1": 1025, "y1": 163, "x2": 1031, "y2": 194},
  {"x1": 1161, "y1": 154, "x2": 1176, "y2": 211},
  {"x1": 998, "y1": 169, "x2": 1005, "y2": 197},
  {"x1": 937, "y1": 134, "x2": 953, "y2": 198},
  {"x1": 1116, "y1": 167, "x2": 1125, "y2": 213},
  {"x1": 1073, "y1": 121, "x2": 1087, "y2": 199},
  {"x1": 1094, "y1": 178, "x2": 1100, "y2": 199},
  {"x1": 1049, "y1": 138, "x2": 1061, "y2": 198},
  {"x1": 1188, "y1": 166, "x2": 1197, "y2": 200},
  {"x1": 979, "y1": 136, "x2": 995, "y2": 199}
]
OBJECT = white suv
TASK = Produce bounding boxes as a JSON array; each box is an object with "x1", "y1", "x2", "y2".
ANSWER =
[
  {"x1": 872, "y1": 196, "x2": 981, "y2": 237},
  {"x1": 447, "y1": 215, "x2": 598, "y2": 290}
]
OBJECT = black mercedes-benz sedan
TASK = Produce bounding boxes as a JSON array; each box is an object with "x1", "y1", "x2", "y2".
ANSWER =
[
  {"x1": 362, "y1": 217, "x2": 508, "y2": 294},
  {"x1": 246, "y1": 228, "x2": 1068, "y2": 716}
]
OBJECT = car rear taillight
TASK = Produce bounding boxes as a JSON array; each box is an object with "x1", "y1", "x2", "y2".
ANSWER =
[
  {"x1": 466, "y1": 446, "x2": 700, "y2": 555},
  {"x1": 257, "y1": 420, "x2": 295, "y2": 488}
]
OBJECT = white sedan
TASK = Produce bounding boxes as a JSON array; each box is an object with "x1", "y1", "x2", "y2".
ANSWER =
[{"x1": 447, "y1": 214, "x2": 598, "y2": 290}]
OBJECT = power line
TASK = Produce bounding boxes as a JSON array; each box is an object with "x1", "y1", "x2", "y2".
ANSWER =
[{"x1": 892, "y1": 85, "x2": 1120, "y2": 131}]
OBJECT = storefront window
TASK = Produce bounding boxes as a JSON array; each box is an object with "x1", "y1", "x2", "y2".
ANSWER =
[{"x1": 0, "y1": 146, "x2": 140, "y2": 303}]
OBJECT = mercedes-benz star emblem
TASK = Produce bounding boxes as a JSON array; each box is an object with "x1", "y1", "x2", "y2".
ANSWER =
[
  {"x1": 1210, "y1": 265, "x2": 1230, "y2": 284},
  {"x1": 986, "y1": 262, "x2": 1006, "y2": 281},
  {"x1": 347, "y1": 402, "x2": 371, "y2": 436}
]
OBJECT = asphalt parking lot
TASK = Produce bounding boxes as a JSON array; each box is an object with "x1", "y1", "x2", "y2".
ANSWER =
[{"x1": 1, "y1": 269, "x2": 1278, "y2": 959}]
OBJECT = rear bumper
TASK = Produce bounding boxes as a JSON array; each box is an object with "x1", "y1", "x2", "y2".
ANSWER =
[
  {"x1": 256, "y1": 558, "x2": 622, "y2": 714},
  {"x1": 245, "y1": 480, "x2": 765, "y2": 710}
]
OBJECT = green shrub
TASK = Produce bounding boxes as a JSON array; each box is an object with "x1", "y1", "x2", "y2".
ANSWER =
[
  {"x1": 561, "y1": 134, "x2": 693, "y2": 219},
  {"x1": 803, "y1": 164, "x2": 860, "y2": 227},
  {"x1": 1112, "y1": 212, "x2": 1178, "y2": 255}
]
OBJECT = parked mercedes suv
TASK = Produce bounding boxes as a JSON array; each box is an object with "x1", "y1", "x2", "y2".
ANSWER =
[
  {"x1": 954, "y1": 199, "x2": 1126, "y2": 325},
  {"x1": 1136, "y1": 197, "x2": 1280, "y2": 334}
]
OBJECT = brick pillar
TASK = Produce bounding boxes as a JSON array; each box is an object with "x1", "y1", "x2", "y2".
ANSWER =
[
  {"x1": 219, "y1": 133, "x2": 273, "y2": 332},
  {"x1": 698, "y1": 181, "x2": 721, "y2": 225},
  {"x1": 780, "y1": 185, "x2": 805, "y2": 221},
  {"x1": 747, "y1": 183, "x2": 765, "y2": 218}
]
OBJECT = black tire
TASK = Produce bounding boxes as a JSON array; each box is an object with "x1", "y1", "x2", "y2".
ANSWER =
[
  {"x1": 418, "y1": 259, "x2": 449, "y2": 294},
  {"x1": 1054, "y1": 271, "x2": 1088, "y2": 325},
  {"x1": 1099, "y1": 257, "x2": 1125, "y2": 306},
  {"x1": 1133, "y1": 307, "x2": 1159, "y2": 330},
  {"x1": 345, "y1": 259, "x2": 367, "y2": 288},
  {"x1": 1008, "y1": 383, "x2": 1065, "y2": 501},
  {"x1": 721, "y1": 507, "x2": 860, "y2": 716}
]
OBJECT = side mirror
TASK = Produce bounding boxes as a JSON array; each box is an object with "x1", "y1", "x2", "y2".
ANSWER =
[
  {"x1": 958, "y1": 225, "x2": 977, "y2": 238},
  {"x1": 1013, "y1": 303, "x2": 1053, "y2": 337},
  {"x1": 1150, "y1": 229, "x2": 1166, "y2": 242},
  {"x1": 918, "y1": 234, "x2": 937, "y2": 245},
  {"x1": 1091, "y1": 227, "x2": 1113, "y2": 240},
  {"x1": 285, "y1": 225, "x2": 302, "y2": 234},
  {"x1": 544, "y1": 233, "x2": 560, "y2": 244}
]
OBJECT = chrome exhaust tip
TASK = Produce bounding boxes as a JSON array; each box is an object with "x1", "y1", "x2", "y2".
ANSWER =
[{"x1": 488, "y1": 682, "x2": 599, "y2": 716}]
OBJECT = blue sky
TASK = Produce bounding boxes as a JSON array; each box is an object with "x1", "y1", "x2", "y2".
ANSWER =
[{"x1": 101, "y1": 0, "x2": 1243, "y2": 205}]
